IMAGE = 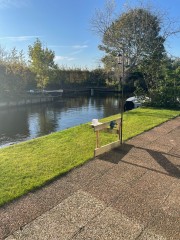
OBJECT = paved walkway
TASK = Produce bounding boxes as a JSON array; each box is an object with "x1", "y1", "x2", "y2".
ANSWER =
[{"x1": 0, "y1": 117, "x2": 180, "y2": 240}]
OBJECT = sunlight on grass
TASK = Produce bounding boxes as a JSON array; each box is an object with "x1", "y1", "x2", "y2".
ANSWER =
[{"x1": 0, "y1": 107, "x2": 179, "y2": 206}]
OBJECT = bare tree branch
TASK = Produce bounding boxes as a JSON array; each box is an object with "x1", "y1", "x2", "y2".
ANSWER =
[{"x1": 91, "y1": 0, "x2": 180, "y2": 76}]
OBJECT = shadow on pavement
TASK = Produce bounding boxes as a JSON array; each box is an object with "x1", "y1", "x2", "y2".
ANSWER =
[
  {"x1": 146, "y1": 148, "x2": 180, "y2": 179},
  {"x1": 98, "y1": 143, "x2": 180, "y2": 179}
]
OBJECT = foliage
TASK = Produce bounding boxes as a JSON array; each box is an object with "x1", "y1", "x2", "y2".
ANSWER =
[
  {"x1": 88, "y1": 68, "x2": 107, "y2": 86},
  {"x1": 0, "y1": 47, "x2": 35, "y2": 94},
  {"x1": 1, "y1": 42, "x2": 101, "y2": 91},
  {"x1": 0, "y1": 43, "x2": 108, "y2": 92},
  {"x1": 98, "y1": 6, "x2": 167, "y2": 94},
  {"x1": 0, "y1": 107, "x2": 179, "y2": 206},
  {"x1": 91, "y1": 0, "x2": 180, "y2": 105},
  {"x1": 91, "y1": 2, "x2": 166, "y2": 79},
  {"x1": 103, "y1": 9, "x2": 164, "y2": 72},
  {"x1": 146, "y1": 57, "x2": 180, "y2": 108},
  {"x1": 28, "y1": 39, "x2": 57, "y2": 89},
  {"x1": 47, "y1": 67, "x2": 107, "y2": 89}
]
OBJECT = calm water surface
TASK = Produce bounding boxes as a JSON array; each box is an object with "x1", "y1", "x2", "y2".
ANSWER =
[{"x1": 0, "y1": 93, "x2": 121, "y2": 148}]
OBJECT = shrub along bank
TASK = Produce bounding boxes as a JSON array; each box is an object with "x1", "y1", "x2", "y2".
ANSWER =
[{"x1": 0, "y1": 107, "x2": 179, "y2": 206}]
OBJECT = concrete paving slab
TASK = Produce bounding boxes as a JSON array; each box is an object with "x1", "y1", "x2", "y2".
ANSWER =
[
  {"x1": 144, "y1": 210, "x2": 180, "y2": 240},
  {"x1": 161, "y1": 184, "x2": 180, "y2": 217},
  {"x1": 137, "y1": 131, "x2": 160, "y2": 142},
  {"x1": 129, "y1": 171, "x2": 175, "y2": 202},
  {"x1": 119, "y1": 149, "x2": 170, "y2": 176},
  {"x1": 10, "y1": 209, "x2": 78, "y2": 240},
  {"x1": 0, "y1": 178, "x2": 79, "y2": 239},
  {"x1": 53, "y1": 190, "x2": 105, "y2": 228},
  {"x1": 144, "y1": 149, "x2": 180, "y2": 178},
  {"x1": 166, "y1": 128, "x2": 180, "y2": 141},
  {"x1": 165, "y1": 117, "x2": 180, "y2": 127},
  {"x1": 95, "y1": 144, "x2": 134, "y2": 164},
  {"x1": 152, "y1": 125, "x2": 174, "y2": 134},
  {"x1": 4, "y1": 236, "x2": 16, "y2": 240},
  {"x1": 72, "y1": 207, "x2": 142, "y2": 240},
  {"x1": 152, "y1": 138, "x2": 177, "y2": 148},
  {"x1": 82, "y1": 169, "x2": 128, "y2": 205},
  {"x1": 163, "y1": 154, "x2": 180, "y2": 170},
  {"x1": 168, "y1": 116, "x2": 179, "y2": 122},
  {"x1": 112, "y1": 171, "x2": 175, "y2": 225},
  {"x1": 83, "y1": 158, "x2": 114, "y2": 172},
  {"x1": 97, "y1": 143, "x2": 155, "y2": 169},
  {"x1": 124, "y1": 146, "x2": 156, "y2": 160},
  {"x1": 112, "y1": 187, "x2": 158, "y2": 226},
  {"x1": 126, "y1": 138, "x2": 151, "y2": 148},
  {"x1": 137, "y1": 230, "x2": 167, "y2": 240},
  {"x1": 105, "y1": 160, "x2": 147, "y2": 184},
  {"x1": 5, "y1": 190, "x2": 105, "y2": 240},
  {"x1": 128, "y1": 135, "x2": 153, "y2": 144},
  {"x1": 169, "y1": 147, "x2": 180, "y2": 156},
  {"x1": 65, "y1": 160, "x2": 112, "y2": 188},
  {"x1": 145, "y1": 142, "x2": 173, "y2": 153}
]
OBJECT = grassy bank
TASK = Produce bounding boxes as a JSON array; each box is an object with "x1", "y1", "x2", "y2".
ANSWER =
[{"x1": 0, "y1": 107, "x2": 179, "y2": 206}]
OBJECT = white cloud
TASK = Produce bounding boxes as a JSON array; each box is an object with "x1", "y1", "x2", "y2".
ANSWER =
[
  {"x1": 70, "y1": 50, "x2": 83, "y2": 55},
  {"x1": 0, "y1": 0, "x2": 30, "y2": 9},
  {"x1": 0, "y1": 36, "x2": 39, "y2": 42},
  {"x1": 50, "y1": 44, "x2": 88, "y2": 59},
  {"x1": 55, "y1": 56, "x2": 76, "y2": 62},
  {"x1": 48, "y1": 45, "x2": 65, "y2": 48},
  {"x1": 49, "y1": 44, "x2": 88, "y2": 49},
  {"x1": 72, "y1": 45, "x2": 88, "y2": 49},
  {"x1": 55, "y1": 56, "x2": 65, "y2": 61}
]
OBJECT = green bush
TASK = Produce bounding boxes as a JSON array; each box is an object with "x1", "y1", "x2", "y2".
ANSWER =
[{"x1": 148, "y1": 85, "x2": 180, "y2": 108}]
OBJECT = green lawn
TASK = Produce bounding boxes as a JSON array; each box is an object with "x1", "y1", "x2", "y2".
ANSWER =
[{"x1": 0, "y1": 107, "x2": 179, "y2": 206}]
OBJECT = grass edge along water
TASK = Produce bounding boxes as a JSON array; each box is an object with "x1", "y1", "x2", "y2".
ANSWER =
[{"x1": 0, "y1": 107, "x2": 179, "y2": 206}]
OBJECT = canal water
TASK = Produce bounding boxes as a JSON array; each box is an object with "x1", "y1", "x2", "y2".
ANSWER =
[{"x1": 0, "y1": 93, "x2": 122, "y2": 148}]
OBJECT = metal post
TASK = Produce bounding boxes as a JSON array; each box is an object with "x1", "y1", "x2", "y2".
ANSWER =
[
  {"x1": 121, "y1": 51, "x2": 124, "y2": 145},
  {"x1": 120, "y1": 77, "x2": 123, "y2": 144},
  {"x1": 117, "y1": 51, "x2": 124, "y2": 145}
]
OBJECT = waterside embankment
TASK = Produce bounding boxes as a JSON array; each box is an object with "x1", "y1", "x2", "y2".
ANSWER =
[{"x1": 0, "y1": 107, "x2": 179, "y2": 208}]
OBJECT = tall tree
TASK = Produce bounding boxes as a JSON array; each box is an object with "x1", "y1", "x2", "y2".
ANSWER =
[
  {"x1": 0, "y1": 46, "x2": 33, "y2": 93},
  {"x1": 28, "y1": 39, "x2": 57, "y2": 89},
  {"x1": 91, "y1": 0, "x2": 180, "y2": 93}
]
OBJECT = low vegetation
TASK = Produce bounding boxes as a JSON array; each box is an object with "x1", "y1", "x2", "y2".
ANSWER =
[{"x1": 0, "y1": 107, "x2": 179, "y2": 206}]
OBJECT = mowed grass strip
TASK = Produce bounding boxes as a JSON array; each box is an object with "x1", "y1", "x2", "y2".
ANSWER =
[{"x1": 0, "y1": 107, "x2": 179, "y2": 206}]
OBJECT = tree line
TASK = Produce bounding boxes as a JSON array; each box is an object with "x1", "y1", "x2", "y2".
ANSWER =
[{"x1": 0, "y1": 39, "x2": 107, "y2": 97}]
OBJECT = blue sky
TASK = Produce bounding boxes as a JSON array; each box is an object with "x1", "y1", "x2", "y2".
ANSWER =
[{"x1": 0, "y1": 0, "x2": 180, "y2": 69}]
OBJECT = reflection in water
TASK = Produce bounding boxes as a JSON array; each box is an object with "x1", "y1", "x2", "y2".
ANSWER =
[{"x1": 0, "y1": 94, "x2": 121, "y2": 147}]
